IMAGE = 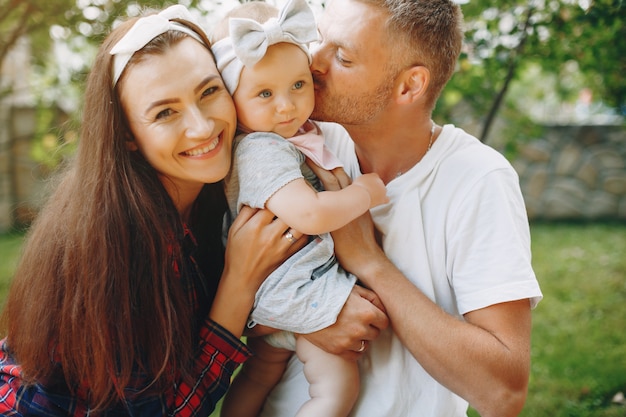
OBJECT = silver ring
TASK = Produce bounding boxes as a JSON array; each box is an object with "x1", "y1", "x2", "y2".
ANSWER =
[
  {"x1": 357, "y1": 340, "x2": 366, "y2": 352},
  {"x1": 284, "y1": 231, "x2": 296, "y2": 243}
]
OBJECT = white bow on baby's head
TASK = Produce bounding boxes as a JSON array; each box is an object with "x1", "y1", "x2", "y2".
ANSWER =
[
  {"x1": 212, "y1": 0, "x2": 318, "y2": 94},
  {"x1": 110, "y1": 5, "x2": 206, "y2": 86}
]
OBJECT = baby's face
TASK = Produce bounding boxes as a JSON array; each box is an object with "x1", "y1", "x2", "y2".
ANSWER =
[{"x1": 233, "y1": 42, "x2": 315, "y2": 138}]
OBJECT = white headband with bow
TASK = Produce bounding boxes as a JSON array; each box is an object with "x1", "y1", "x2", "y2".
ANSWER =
[
  {"x1": 110, "y1": 5, "x2": 206, "y2": 86},
  {"x1": 211, "y1": 0, "x2": 318, "y2": 94}
]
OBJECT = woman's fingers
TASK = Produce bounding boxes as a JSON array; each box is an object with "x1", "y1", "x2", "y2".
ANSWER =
[{"x1": 282, "y1": 227, "x2": 305, "y2": 244}]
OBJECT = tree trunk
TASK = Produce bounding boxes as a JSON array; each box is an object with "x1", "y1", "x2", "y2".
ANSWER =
[{"x1": 480, "y1": 6, "x2": 535, "y2": 142}]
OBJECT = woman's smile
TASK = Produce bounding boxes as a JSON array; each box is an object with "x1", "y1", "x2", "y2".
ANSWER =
[{"x1": 182, "y1": 135, "x2": 221, "y2": 157}]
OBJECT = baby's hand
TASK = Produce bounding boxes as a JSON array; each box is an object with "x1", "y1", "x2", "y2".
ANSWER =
[{"x1": 353, "y1": 173, "x2": 389, "y2": 208}]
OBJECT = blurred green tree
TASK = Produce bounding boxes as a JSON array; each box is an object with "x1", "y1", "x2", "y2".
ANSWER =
[
  {"x1": 1, "y1": 0, "x2": 624, "y2": 155},
  {"x1": 436, "y1": 0, "x2": 626, "y2": 144}
]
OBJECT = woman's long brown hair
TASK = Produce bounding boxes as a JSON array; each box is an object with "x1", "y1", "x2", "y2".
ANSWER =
[{"x1": 0, "y1": 16, "x2": 222, "y2": 410}]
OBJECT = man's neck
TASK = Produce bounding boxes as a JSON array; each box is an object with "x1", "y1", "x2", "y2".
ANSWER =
[{"x1": 346, "y1": 118, "x2": 436, "y2": 185}]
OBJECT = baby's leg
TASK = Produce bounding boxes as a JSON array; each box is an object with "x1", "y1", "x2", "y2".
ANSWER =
[
  {"x1": 220, "y1": 336, "x2": 293, "y2": 417},
  {"x1": 295, "y1": 336, "x2": 360, "y2": 417}
]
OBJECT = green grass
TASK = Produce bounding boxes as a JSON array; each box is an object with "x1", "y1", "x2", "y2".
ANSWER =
[
  {"x1": 0, "y1": 232, "x2": 24, "y2": 300},
  {"x1": 520, "y1": 222, "x2": 626, "y2": 417},
  {"x1": 1, "y1": 222, "x2": 625, "y2": 417}
]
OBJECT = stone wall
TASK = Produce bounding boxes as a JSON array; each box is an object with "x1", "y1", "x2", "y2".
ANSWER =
[
  {"x1": 513, "y1": 125, "x2": 626, "y2": 220},
  {"x1": 0, "y1": 105, "x2": 43, "y2": 232},
  {"x1": 0, "y1": 37, "x2": 37, "y2": 232}
]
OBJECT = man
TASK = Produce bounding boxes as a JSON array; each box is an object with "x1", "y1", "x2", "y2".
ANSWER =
[{"x1": 260, "y1": 0, "x2": 543, "y2": 416}]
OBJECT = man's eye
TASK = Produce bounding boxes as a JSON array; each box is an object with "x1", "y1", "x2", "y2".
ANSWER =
[{"x1": 336, "y1": 53, "x2": 351, "y2": 65}]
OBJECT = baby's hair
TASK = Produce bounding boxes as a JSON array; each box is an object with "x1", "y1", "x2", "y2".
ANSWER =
[{"x1": 211, "y1": 1, "x2": 279, "y2": 43}]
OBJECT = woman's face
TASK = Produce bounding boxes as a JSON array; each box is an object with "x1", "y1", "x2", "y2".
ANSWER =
[{"x1": 120, "y1": 37, "x2": 237, "y2": 201}]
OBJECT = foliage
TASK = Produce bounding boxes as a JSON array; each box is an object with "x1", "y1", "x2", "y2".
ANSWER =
[
  {"x1": 435, "y1": 0, "x2": 626, "y2": 144},
  {"x1": 0, "y1": 231, "x2": 23, "y2": 299},
  {"x1": 29, "y1": 103, "x2": 78, "y2": 169},
  {"x1": 1, "y1": 0, "x2": 75, "y2": 84},
  {"x1": 528, "y1": 0, "x2": 626, "y2": 111},
  {"x1": 2, "y1": 0, "x2": 625, "y2": 165},
  {"x1": 1, "y1": 0, "x2": 246, "y2": 168}
]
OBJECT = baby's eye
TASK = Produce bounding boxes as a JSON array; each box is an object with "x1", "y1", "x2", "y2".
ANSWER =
[
  {"x1": 155, "y1": 108, "x2": 173, "y2": 120},
  {"x1": 259, "y1": 90, "x2": 272, "y2": 98},
  {"x1": 293, "y1": 80, "x2": 304, "y2": 90}
]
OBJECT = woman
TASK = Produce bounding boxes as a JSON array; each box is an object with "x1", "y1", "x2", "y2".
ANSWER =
[{"x1": 0, "y1": 5, "x2": 304, "y2": 416}]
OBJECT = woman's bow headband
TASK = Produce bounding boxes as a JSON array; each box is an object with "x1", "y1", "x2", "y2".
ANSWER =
[
  {"x1": 211, "y1": 0, "x2": 318, "y2": 94},
  {"x1": 110, "y1": 5, "x2": 206, "y2": 86}
]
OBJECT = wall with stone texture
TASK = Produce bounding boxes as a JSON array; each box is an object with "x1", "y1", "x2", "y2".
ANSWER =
[
  {"x1": 1, "y1": 36, "x2": 37, "y2": 233},
  {"x1": 513, "y1": 125, "x2": 626, "y2": 220},
  {"x1": 0, "y1": 105, "x2": 43, "y2": 232}
]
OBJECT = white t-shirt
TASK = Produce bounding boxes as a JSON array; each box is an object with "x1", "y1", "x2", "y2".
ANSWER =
[{"x1": 260, "y1": 122, "x2": 543, "y2": 417}]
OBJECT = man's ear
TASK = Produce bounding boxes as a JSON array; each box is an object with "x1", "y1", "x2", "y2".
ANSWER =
[{"x1": 395, "y1": 65, "x2": 430, "y2": 104}]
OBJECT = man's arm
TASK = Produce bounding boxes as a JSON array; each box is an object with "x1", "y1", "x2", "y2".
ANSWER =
[
  {"x1": 352, "y1": 250, "x2": 531, "y2": 417},
  {"x1": 302, "y1": 284, "x2": 389, "y2": 360}
]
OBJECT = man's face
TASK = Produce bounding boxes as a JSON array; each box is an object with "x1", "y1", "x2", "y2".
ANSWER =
[{"x1": 310, "y1": 0, "x2": 396, "y2": 126}]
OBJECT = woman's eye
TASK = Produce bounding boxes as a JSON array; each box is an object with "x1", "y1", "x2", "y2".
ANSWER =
[
  {"x1": 155, "y1": 108, "x2": 172, "y2": 120},
  {"x1": 202, "y1": 86, "x2": 218, "y2": 97},
  {"x1": 293, "y1": 80, "x2": 304, "y2": 90},
  {"x1": 259, "y1": 90, "x2": 272, "y2": 98}
]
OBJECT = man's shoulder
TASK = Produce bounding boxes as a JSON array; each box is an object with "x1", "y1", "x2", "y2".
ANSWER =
[{"x1": 440, "y1": 125, "x2": 512, "y2": 172}]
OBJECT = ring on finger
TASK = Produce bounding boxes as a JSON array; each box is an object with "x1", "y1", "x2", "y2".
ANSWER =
[
  {"x1": 357, "y1": 340, "x2": 366, "y2": 352},
  {"x1": 284, "y1": 230, "x2": 296, "y2": 243}
]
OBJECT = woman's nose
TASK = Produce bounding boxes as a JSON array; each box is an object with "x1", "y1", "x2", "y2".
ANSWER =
[{"x1": 185, "y1": 107, "x2": 214, "y2": 138}]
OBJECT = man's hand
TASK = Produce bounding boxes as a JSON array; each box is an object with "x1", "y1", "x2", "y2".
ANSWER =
[
  {"x1": 306, "y1": 159, "x2": 387, "y2": 286},
  {"x1": 302, "y1": 285, "x2": 388, "y2": 360}
]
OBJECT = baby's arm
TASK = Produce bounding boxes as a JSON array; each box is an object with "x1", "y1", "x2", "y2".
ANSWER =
[{"x1": 265, "y1": 173, "x2": 387, "y2": 235}]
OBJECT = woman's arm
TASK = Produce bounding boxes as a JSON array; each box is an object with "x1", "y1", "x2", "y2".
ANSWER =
[
  {"x1": 169, "y1": 207, "x2": 307, "y2": 416},
  {"x1": 210, "y1": 206, "x2": 306, "y2": 338}
]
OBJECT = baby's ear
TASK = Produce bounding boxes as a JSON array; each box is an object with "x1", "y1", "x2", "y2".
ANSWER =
[{"x1": 395, "y1": 65, "x2": 430, "y2": 105}]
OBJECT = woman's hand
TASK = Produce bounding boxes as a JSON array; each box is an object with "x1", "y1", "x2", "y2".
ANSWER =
[{"x1": 210, "y1": 207, "x2": 306, "y2": 337}]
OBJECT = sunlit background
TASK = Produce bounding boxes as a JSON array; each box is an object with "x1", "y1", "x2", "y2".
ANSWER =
[{"x1": 0, "y1": 1, "x2": 624, "y2": 416}]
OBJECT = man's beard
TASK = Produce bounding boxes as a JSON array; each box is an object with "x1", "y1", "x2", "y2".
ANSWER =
[{"x1": 311, "y1": 77, "x2": 394, "y2": 126}]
